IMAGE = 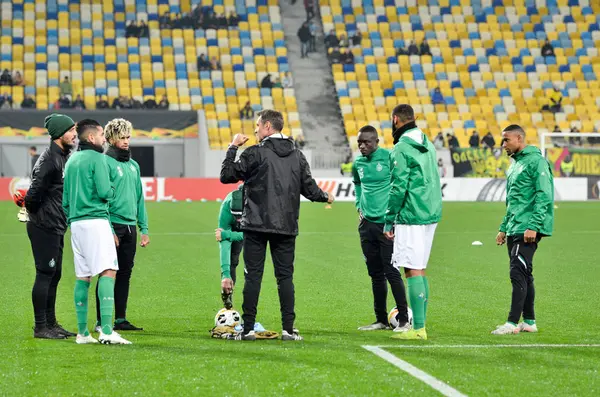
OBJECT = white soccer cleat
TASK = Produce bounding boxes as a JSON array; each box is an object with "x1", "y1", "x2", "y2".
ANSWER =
[
  {"x1": 358, "y1": 322, "x2": 390, "y2": 331},
  {"x1": 75, "y1": 334, "x2": 98, "y2": 344},
  {"x1": 518, "y1": 322, "x2": 538, "y2": 333},
  {"x1": 99, "y1": 331, "x2": 132, "y2": 345},
  {"x1": 491, "y1": 322, "x2": 520, "y2": 335},
  {"x1": 393, "y1": 322, "x2": 412, "y2": 333}
]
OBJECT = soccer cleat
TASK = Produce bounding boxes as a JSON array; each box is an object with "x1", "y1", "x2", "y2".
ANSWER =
[
  {"x1": 113, "y1": 320, "x2": 144, "y2": 331},
  {"x1": 357, "y1": 322, "x2": 390, "y2": 331},
  {"x1": 48, "y1": 323, "x2": 77, "y2": 337},
  {"x1": 393, "y1": 322, "x2": 412, "y2": 333},
  {"x1": 221, "y1": 291, "x2": 233, "y2": 310},
  {"x1": 518, "y1": 322, "x2": 538, "y2": 333},
  {"x1": 33, "y1": 327, "x2": 67, "y2": 340},
  {"x1": 75, "y1": 334, "x2": 98, "y2": 344},
  {"x1": 491, "y1": 322, "x2": 520, "y2": 335},
  {"x1": 98, "y1": 331, "x2": 132, "y2": 345},
  {"x1": 282, "y1": 330, "x2": 304, "y2": 341},
  {"x1": 231, "y1": 330, "x2": 256, "y2": 341},
  {"x1": 391, "y1": 328, "x2": 427, "y2": 340}
]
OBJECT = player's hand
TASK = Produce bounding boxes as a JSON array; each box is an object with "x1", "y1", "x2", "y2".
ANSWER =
[
  {"x1": 231, "y1": 134, "x2": 249, "y2": 147},
  {"x1": 113, "y1": 234, "x2": 120, "y2": 248},
  {"x1": 383, "y1": 231, "x2": 394, "y2": 241},
  {"x1": 13, "y1": 190, "x2": 26, "y2": 207},
  {"x1": 215, "y1": 228, "x2": 223, "y2": 242},
  {"x1": 221, "y1": 278, "x2": 234, "y2": 294},
  {"x1": 326, "y1": 191, "x2": 335, "y2": 204},
  {"x1": 524, "y1": 229, "x2": 537, "y2": 243},
  {"x1": 358, "y1": 209, "x2": 364, "y2": 222},
  {"x1": 140, "y1": 234, "x2": 150, "y2": 247},
  {"x1": 496, "y1": 232, "x2": 506, "y2": 245}
]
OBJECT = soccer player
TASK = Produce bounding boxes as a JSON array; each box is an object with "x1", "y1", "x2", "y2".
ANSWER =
[
  {"x1": 93, "y1": 118, "x2": 149, "y2": 332},
  {"x1": 492, "y1": 124, "x2": 554, "y2": 335},
  {"x1": 63, "y1": 119, "x2": 131, "y2": 345},
  {"x1": 215, "y1": 184, "x2": 244, "y2": 309},
  {"x1": 383, "y1": 105, "x2": 442, "y2": 341},
  {"x1": 352, "y1": 125, "x2": 409, "y2": 332},
  {"x1": 20, "y1": 114, "x2": 77, "y2": 339}
]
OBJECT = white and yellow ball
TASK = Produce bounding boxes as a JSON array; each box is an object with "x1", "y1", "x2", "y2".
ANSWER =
[
  {"x1": 388, "y1": 306, "x2": 413, "y2": 328},
  {"x1": 214, "y1": 308, "x2": 241, "y2": 327}
]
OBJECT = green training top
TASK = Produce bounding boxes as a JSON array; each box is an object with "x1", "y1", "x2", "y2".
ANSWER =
[
  {"x1": 352, "y1": 147, "x2": 391, "y2": 224},
  {"x1": 218, "y1": 187, "x2": 244, "y2": 280},
  {"x1": 63, "y1": 148, "x2": 115, "y2": 225},
  {"x1": 106, "y1": 155, "x2": 149, "y2": 235}
]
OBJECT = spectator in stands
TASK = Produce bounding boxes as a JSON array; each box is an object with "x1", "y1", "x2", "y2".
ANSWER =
[
  {"x1": 351, "y1": 30, "x2": 362, "y2": 47},
  {"x1": 431, "y1": 87, "x2": 444, "y2": 105},
  {"x1": 197, "y1": 54, "x2": 211, "y2": 71},
  {"x1": 29, "y1": 146, "x2": 39, "y2": 175},
  {"x1": 217, "y1": 13, "x2": 228, "y2": 29},
  {"x1": 282, "y1": 72, "x2": 293, "y2": 88},
  {"x1": 437, "y1": 158, "x2": 447, "y2": 178},
  {"x1": 228, "y1": 12, "x2": 239, "y2": 27},
  {"x1": 341, "y1": 48, "x2": 354, "y2": 64},
  {"x1": 21, "y1": 95, "x2": 36, "y2": 109},
  {"x1": 339, "y1": 34, "x2": 349, "y2": 48},
  {"x1": 210, "y1": 57, "x2": 221, "y2": 71},
  {"x1": 126, "y1": 21, "x2": 139, "y2": 38},
  {"x1": 560, "y1": 154, "x2": 574, "y2": 177},
  {"x1": 260, "y1": 74, "x2": 273, "y2": 89},
  {"x1": 408, "y1": 41, "x2": 419, "y2": 55},
  {"x1": 182, "y1": 13, "x2": 194, "y2": 29},
  {"x1": 120, "y1": 96, "x2": 133, "y2": 109},
  {"x1": 570, "y1": 125, "x2": 583, "y2": 146},
  {"x1": 304, "y1": 0, "x2": 315, "y2": 20},
  {"x1": 139, "y1": 20, "x2": 149, "y2": 38},
  {"x1": 541, "y1": 87, "x2": 562, "y2": 113},
  {"x1": 308, "y1": 20, "x2": 317, "y2": 53},
  {"x1": 298, "y1": 22, "x2": 312, "y2": 58},
  {"x1": 329, "y1": 47, "x2": 342, "y2": 64},
  {"x1": 111, "y1": 96, "x2": 122, "y2": 109},
  {"x1": 447, "y1": 132, "x2": 459, "y2": 148},
  {"x1": 273, "y1": 78, "x2": 283, "y2": 88},
  {"x1": 469, "y1": 131, "x2": 480, "y2": 148},
  {"x1": 144, "y1": 96, "x2": 157, "y2": 109},
  {"x1": 240, "y1": 101, "x2": 254, "y2": 120},
  {"x1": 325, "y1": 30, "x2": 339, "y2": 49},
  {"x1": 59, "y1": 76, "x2": 72, "y2": 97},
  {"x1": 13, "y1": 71, "x2": 24, "y2": 86},
  {"x1": 0, "y1": 69, "x2": 12, "y2": 86},
  {"x1": 0, "y1": 92, "x2": 13, "y2": 108},
  {"x1": 158, "y1": 95, "x2": 169, "y2": 109},
  {"x1": 203, "y1": 12, "x2": 217, "y2": 30},
  {"x1": 97, "y1": 96, "x2": 109, "y2": 109},
  {"x1": 551, "y1": 125, "x2": 565, "y2": 147},
  {"x1": 541, "y1": 39, "x2": 555, "y2": 57},
  {"x1": 295, "y1": 134, "x2": 306, "y2": 149},
  {"x1": 433, "y1": 132, "x2": 445, "y2": 149},
  {"x1": 58, "y1": 95, "x2": 71, "y2": 109},
  {"x1": 172, "y1": 13, "x2": 183, "y2": 29},
  {"x1": 159, "y1": 12, "x2": 171, "y2": 28},
  {"x1": 396, "y1": 43, "x2": 408, "y2": 56},
  {"x1": 420, "y1": 40, "x2": 432, "y2": 56},
  {"x1": 132, "y1": 97, "x2": 143, "y2": 109},
  {"x1": 72, "y1": 94, "x2": 86, "y2": 110},
  {"x1": 481, "y1": 131, "x2": 496, "y2": 148}
]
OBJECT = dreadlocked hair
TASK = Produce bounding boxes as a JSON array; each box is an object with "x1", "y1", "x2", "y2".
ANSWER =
[{"x1": 104, "y1": 118, "x2": 133, "y2": 143}]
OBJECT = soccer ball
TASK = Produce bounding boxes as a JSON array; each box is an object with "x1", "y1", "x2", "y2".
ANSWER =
[
  {"x1": 388, "y1": 306, "x2": 413, "y2": 328},
  {"x1": 214, "y1": 308, "x2": 241, "y2": 327}
]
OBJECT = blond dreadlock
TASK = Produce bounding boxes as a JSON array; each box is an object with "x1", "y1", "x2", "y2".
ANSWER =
[{"x1": 104, "y1": 118, "x2": 133, "y2": 144}]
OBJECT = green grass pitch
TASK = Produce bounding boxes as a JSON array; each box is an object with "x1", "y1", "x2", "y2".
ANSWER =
[{"x1": 0, "y1": 201, "x2": 599, "y2": 396}]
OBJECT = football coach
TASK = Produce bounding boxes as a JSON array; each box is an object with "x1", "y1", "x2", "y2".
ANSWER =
[{"x1": 220, "y1": 109, "x2": 334, "y2": 341}]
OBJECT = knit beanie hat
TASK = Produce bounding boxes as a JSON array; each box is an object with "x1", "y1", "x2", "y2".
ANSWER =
[{"x1": 44, "y1": 113, "x2": 75, "y2": 140}]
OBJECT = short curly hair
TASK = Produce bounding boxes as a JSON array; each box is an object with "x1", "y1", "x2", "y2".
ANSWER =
[{"x1": 104, "y1": 118, "x2": 133, "y2": 143}]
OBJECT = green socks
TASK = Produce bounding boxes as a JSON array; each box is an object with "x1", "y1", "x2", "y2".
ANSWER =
[
  {"x1": 407, "y1": 276, "x2": 427, "y2": 330},
  {"x1": 74, "y1": 280, "x2": 90, "y2": 336},
  {"x1": 98, "y1": 276, "x2": 115, "y2": 335},
  {"x1": 423, "y1": 276, "x2": 430, "y2": 319}
]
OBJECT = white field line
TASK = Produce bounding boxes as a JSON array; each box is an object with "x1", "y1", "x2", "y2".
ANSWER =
[
  {"x1": 362, "y1": 345, "x2": 467, "y2": 397},
  {"x1": 371, "y1": 344, "x2": 600, "y2": 349}
]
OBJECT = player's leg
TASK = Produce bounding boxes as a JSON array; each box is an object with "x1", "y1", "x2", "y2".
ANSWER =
[
  {"x1": 27, "y1": 222, "x2": 65, "y2": 339},
  {"x1": 46, "y1": 236, "x2": 75, "y2": 337},
  {"x1": 358, "y1": 219, "x2": 389, "y2": 330},
  {"x1": 240, "y1": 231, "x2": 268, "y2": 339},
  {"x1": 270, "y1": 234, "x2": 301, "y2": 340},
  {"x1": 230, "y1": 240, "x2": 243, "y2": 285},
  {"x1": 71, "y1": 221, "x2": 97, "y2": 344},
  {"x1": 519, "y1": 238, "x2": 539, "y2": 333},
  {"x1": 113, "y1": 224, "x2": 141, "y2": 331}
]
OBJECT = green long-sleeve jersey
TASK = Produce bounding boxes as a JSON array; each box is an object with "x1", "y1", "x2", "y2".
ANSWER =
[
  {"x1": 352, "y1": 147, "x2": 391, "y2": 224},
  {"x1": 218, "y1": 189, "x2": 244, "y2": 280},
  {"x1": 106, "y1": 155, "x2": 149, "y2": 235},
  {"x1": 63, "y1": 148, "x2": 115, "y2": 225}
]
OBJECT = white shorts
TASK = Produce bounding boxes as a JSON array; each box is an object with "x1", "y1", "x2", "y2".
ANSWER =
[
  {"x1": 71, "y1": 219, "x2": 119, "y2": 278},
  {"x1": 391, "y1": 223, "x2": 438, "y2": 270}
]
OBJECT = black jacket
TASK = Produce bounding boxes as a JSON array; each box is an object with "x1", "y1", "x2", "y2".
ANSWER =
[
  {"x1": 25, "y1": 141, "x2": 70, "y2": 235},
  {"x1": 220, "y1": 135, "x2": 328, "y2": 236}
]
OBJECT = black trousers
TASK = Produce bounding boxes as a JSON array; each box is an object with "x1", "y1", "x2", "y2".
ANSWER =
[
  {"x1": 96, "y1": 223, "x2": 137, "y2": 322},
  {"x1": 27, "y1": 222, "x2": 64, "y2": 329},
  {"x1": 230, "y1": 240, "x2": 243, "y2": 285},
  {"x1": 242, "y1": 231, "x2": 296, "y2": 334},
  {"x1": 507, "y1": 234, "x2": 540, "y2": 324},
  {"x1": 359, "y1": 219, "x2": 408, "y2": 324}
]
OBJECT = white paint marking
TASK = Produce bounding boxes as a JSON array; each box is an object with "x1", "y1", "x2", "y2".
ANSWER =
[
  {"x1": 362, "y1": 345, "x2": 467, "y2": 397},
  {"x1": 372, "y1": 344, "x2": 600, "y2": 349}
]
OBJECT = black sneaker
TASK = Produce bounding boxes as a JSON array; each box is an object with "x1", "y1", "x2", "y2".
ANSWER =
[
  {"x1": 221, "y1": 291, "x2": 233, "y2": 310},
  {"x1": 33, "y1": 327, "x2": 67, "y2": 340},
  {"x1": 48, "y1": 323, "x2": 76, "y2": 337},
  {"x1": 113, "y1": 320, "x2": 144, "y2": 331}
]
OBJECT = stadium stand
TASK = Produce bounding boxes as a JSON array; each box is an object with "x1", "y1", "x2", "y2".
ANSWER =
[
  {"x1": 319, "y1": 0, "x2": 600, "y2": 149},
  {"x1": 0, "y1": 0, "x2": 302, "y2": 148}
]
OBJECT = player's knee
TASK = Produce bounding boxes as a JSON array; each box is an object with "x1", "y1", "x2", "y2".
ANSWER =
[{"x1": 100, "y1": 269, "x2": 117, "y2": 278}]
